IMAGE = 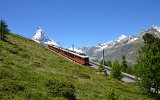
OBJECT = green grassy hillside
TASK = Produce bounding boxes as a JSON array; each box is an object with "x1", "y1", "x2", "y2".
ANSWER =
[{"x1": 0, "y1": 33, "x2": 153, "y2": 100}]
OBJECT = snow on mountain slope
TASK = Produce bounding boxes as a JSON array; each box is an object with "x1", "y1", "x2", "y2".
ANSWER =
[
  {"x1": 68, "y1": 47, "x2": 83, "y2": 53},
  {"x1": 94, "y1": 34, "x2": 139, "y2": 52},
  {"x1": 152, "y1": 25, "x2": 160, "y2": 32},
  {"x1": 32, "y1": 27, "x2": 59, "y2": 46},
  {"x1": 117, "y1": 34, "x2": 127, "y2": 42}
]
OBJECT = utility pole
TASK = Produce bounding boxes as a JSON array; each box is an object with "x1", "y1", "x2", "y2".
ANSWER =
[
  {"x1": 102, "y1": 49, "x2": 105, "y2": 66},
  {"x1": 72, "y1": 44, "x2": 74, "y2": 51}
]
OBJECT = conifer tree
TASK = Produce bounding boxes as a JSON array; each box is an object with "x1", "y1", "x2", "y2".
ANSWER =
[
  {"x1": 121, "y1": 55, "x2": 127, "y2": 72},
  {"x1": 98, "y1": 63, "x2": 104, "y2": 72},
  {"x1": 136, "y1": 33, "x2": 160, "y2": 98},
  {"x1": 0, "y1": 20, "x2": 10, "y2": 41},
  {"x1": 106, "y1": 60, "x2": 112, "y2": 67},
  {"x1": 111, "y1": 60, "x2": 122, "y2": 80}
]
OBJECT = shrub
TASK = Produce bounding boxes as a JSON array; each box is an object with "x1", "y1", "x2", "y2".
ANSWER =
[
  {"x1": 107, "y1": 90, "x2": 118, "y2": 100},
  {"x1": 29, "y1": 62, "x2": 43, "y2": 67},
  {"x1": 25, "y1": 88, "x2": 46, "y2": 100},
  {"x1": 73, "y1": 71, "x2": 91, "y2": 79},
  {"x1": 45, "y1": 80, "x2": 76, "y2": 100},
  {"x1": 0, "y1": 80, "x2": 26, "y2": 93},
  {"x1": 0, "y1": 69, "x2": 14, "y2": 79},
  {"x1": 0, "y1": 56, "x2": 3, "y2": 61},
  {"x1": 6, "y1": 48, "x2": 18, "y2": 54},
  {"x1": 21, "y1": 53, "x2": 30, "y2": 59}
]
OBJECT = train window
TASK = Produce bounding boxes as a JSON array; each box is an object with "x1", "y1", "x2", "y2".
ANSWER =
[
  {"x1": 75, "y1": 55, "x2": 77, "y2": 58},
  {"x1": 85, "y1": 58, "x2": 89, "y2": 61},
  {"x1": 80, "y1": 53, "x2": 86, "y2": 56},
  {"x1": 64, "y1": 51, "x2": 68, "y2": 55},
  {"x1": 70, "y1": 54, "x2": 74, "y2": 58}
]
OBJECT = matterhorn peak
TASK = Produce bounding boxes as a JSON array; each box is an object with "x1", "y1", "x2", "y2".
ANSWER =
[
  {"x1": 32, "y1": 27, "x2": 59, "y2": 46},
  {"x1": 32, "y1": 27, "x2": 44, "y2": 42}
]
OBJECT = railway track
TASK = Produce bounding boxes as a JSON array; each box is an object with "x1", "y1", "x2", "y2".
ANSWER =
[
  {"x1": 47, "y1": 46, "x2": 138, "y2": 83},
  {"x1": 89, "y1": 61, "x2": 138, "y2": 83}
]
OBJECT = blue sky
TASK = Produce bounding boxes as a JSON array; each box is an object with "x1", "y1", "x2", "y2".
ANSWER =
[{"x1": 0, "y1": 0, "x2": 160, "y2": 47}]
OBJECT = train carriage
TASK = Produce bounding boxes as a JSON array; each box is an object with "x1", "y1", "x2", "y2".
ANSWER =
[{"x1": 48, "y1": 45, "x2": 89, "y2": 65}]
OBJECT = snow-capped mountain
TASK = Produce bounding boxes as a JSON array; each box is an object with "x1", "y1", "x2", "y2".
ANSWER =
[
  {"x1": 94, "y1": 34, "x2": 140, "y2": 52},
  {"x1": 79, "y1": 26, "x2": 160, "y2": 63},
  {"x1": 32, "y1": 27, "x2": 59, "y2": 46},
  {"x1": 152, "y1": 25, "x2": 160, "y2": 33},
  {"x1": 117, "y1": 34, "x2": 128, "y2": 42},
  {"x1": 141, "y1": 25, "x2": 160, "y2": 38}
]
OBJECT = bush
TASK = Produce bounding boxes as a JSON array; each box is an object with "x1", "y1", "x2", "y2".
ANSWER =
[
  {"x1": 0, "y1": 69, "x2": 14, "y2": 79},
  {"x1": 45, "y1": 80, "x2": 76, "y2": 100},
  {"x1": 25, "y1": 88, "x2": 46, "y2": 100},
  {"x1": 29, "y1": 62, "x2": 43, "y2": 67},
  {"x1": 73, "y1": 71, "x2": 91, "y2": 79},
  {"x1": 21, "y1": 53, "x2": 30, "y2": 59},
  {"x1": 0, "y1": 80, "x2": 26, "y2": 93},
  {"x1": 0, "y1": 56, "x2": 3, "y2": 61},
  {"x1": 107, "y1": 90, "x2": 118, "y2": 100},
  {"x1": 6, "y1": 48, "x2": 18, "y2": 54}
]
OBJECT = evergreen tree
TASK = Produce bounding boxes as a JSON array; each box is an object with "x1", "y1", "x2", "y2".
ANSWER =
[
  {"x1": 100, "y1": 59, "x2": 108, "y2": 66},
  {"x1": 0, "y1": 20, "x2": 10, "y2": 41},
  {"x1": 121, "y1": 55, "x2": 127, "y2": 72},
  {"x1": 98, "y1": 63, "x2": 104, "y2": 72},
  {"x1": 100, "y1": 59, "x2": 104, "y2": 65},
  {"x1": 99, "y1": 60, "x2": 112, "y2": 67},
  {"x1": 106, "y1": 60, "x2": 112, "y2": 67},
  {"x1": 111, "y1": 60, "x2": 122, "y2": 80},
  {"x1": 99, "y1": 59, "x2": 106, "y2": 66},
  {"x1": 136, "y1": 33, "x2": 160, "y2": 98},
  {"x1": 126, "y1": 65, "x2": 133, "y2": 74}
]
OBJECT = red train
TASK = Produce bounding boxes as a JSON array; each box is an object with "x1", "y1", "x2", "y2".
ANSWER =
[{"x1": 48, "y1": 45, "x2": 89, "y2": 65}]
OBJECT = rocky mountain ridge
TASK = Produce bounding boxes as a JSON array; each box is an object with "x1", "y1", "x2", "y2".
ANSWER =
[{"x1": 79, "y1": 26, "x2": 160, "y2": 63}]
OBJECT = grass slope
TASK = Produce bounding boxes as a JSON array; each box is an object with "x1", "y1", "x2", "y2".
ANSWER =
[{"x1": 0, "y1": 33, "x2": 153, "y2": 100}]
